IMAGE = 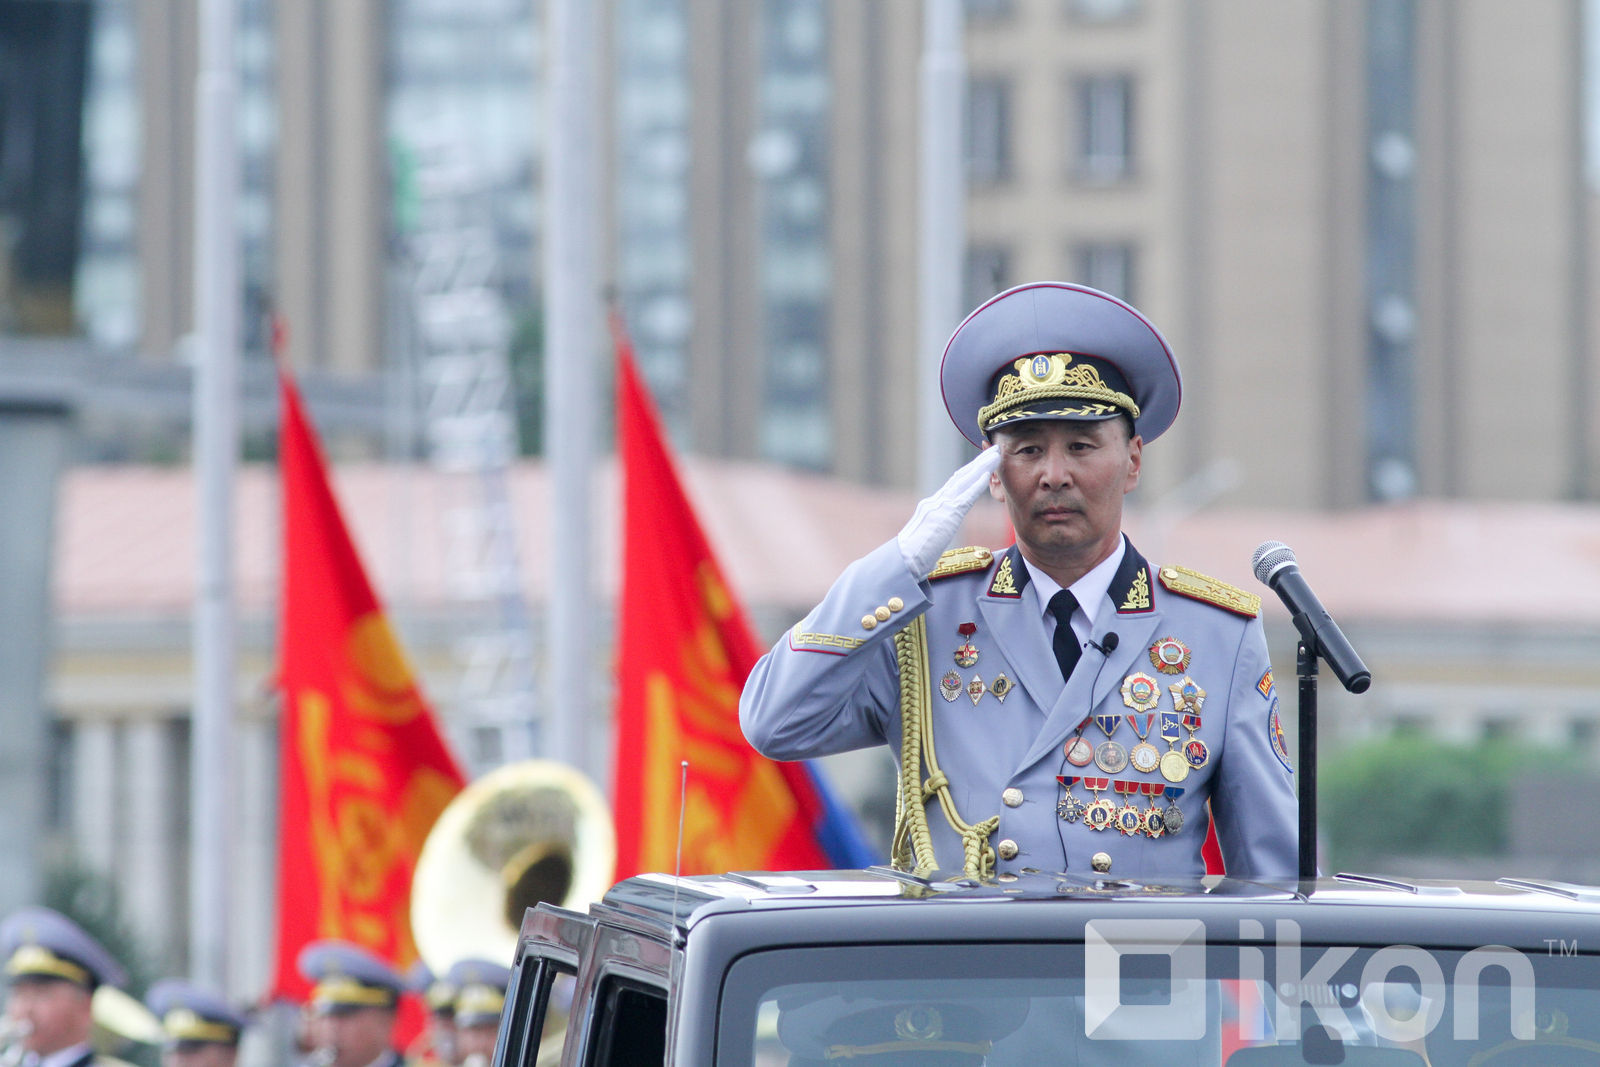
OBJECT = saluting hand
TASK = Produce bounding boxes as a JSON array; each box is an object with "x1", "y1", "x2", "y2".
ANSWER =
[{"x1": 897, "y1": 447, "x2": 1001, "y2": 578}]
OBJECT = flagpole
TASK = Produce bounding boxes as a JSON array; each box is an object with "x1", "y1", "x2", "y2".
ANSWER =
[
  {"x1": 191, "y1": 0, "x2": 238, "y2": 991},
  {"x1": 543, "y1": 0, "x2": 602, "y2": 774},
  {"x1": 916, "y1": 0, "x2": 968, "y2": 495}
]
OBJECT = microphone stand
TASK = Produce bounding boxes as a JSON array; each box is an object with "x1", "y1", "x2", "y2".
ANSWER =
[{"x1": 1296, "y1": 630, "x2": 1318, "y2": 882}]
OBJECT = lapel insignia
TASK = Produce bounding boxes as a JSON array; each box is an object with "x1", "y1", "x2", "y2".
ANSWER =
[
  {"x1": 940, "y1": 670, "x2": 962, "y2": 702},
  {"x1": 967, "y1": 675, "x2": 986, "y2": 705},
  {"x1": 1110, "y1": 538, "x2": 1156, "y2": 614},
  {"x1": 987, "y1": 554, "x2": 1020, "y2": 597},
  {"x1": 990, "y1": 673, "x2": 1013, "y2": 702},
  {"x1": 1119, "y1": 567, "x2": 1152, "y2": 612}
]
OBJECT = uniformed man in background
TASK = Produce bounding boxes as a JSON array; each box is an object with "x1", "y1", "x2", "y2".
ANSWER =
[
  {"x1": 441, "y1": 961, "x2": 508, "y2": 1067},
  {"x1": 0, "y1": 906, "x2": 129, "y2": 1067},
  {"x1": 741, "y1": 281, "x2": 1297, "y2": 881},
  {"x1": 401, "y1": 963, "x2": 453, "y2": 1067},
  {"x1": 144, "y1": 980, "x2": 247, "y2": 1067},
  {"x1": 296, "y1": 943, "x2": 406, "y2": 1067}
]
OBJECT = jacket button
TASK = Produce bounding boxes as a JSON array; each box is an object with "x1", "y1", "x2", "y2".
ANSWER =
[
  {"x1": 1002, "y1": 788, "x2": 1024, "y2": 808},
  {"x1": 997, "y1": 839, "x2": 1019, "y2": 860},
  {"x1": 887, "y1": 597, "x2": 904, "y2": 612},
  {"x1": 874, "y1": 606, "x2": 892, "y2": 622},
  {"x1": 861, "y1": 615, "x2": 877, "y2": 630}
]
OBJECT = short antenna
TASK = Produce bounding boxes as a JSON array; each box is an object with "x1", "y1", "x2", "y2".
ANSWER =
[{"x1": 672, "y1": 760, "x2": 688, "y2": 926}]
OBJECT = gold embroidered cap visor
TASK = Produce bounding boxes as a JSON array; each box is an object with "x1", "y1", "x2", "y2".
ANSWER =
[
  {"x1": 4, "y1": 945, "x2": 92, "y2": 989},
  {"x1": 941, "y1": 281, "x2": 1182, "y2": 445},
  {"x1": 310, "y1": 976, "x2": 399, "y2": 1015}
]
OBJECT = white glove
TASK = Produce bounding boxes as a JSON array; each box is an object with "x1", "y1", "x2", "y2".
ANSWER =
[{"x1": 897, "y1": 447, "x2": 1001, "y2": 577}]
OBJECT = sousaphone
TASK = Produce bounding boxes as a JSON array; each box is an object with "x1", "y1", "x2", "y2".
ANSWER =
[{"x1": 411, "y1": 760, "x2": 615, "y2": 971}]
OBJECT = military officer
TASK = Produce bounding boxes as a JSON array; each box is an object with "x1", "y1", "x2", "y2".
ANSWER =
[
  {"x1": 402, "y1": 963, "x2": 453, "y2": 1067},
  {"x1": 144, "y1": 980, "x2": 248, "y2": 1067},
  {"x1": 0, "y1": 906, "x2": 128, "y2": 1067},
  {"x1": 740, "y1": 281, "x2": 1297, "y2": 881},
  {"x1": 297, "y1": 942, "x2": 406, "y2": 1067},
  {"x1": 442, "y1": 960, "x2": 508, "y2": 1067}
]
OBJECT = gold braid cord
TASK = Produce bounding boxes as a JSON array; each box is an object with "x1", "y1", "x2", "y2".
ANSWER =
[{"x1": 890, "y1": 616, "x2": 999, "y2": 878}]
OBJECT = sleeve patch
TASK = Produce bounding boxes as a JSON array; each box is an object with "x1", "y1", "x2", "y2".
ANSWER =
[
  {"x1": 1158, "y1": 564, "x2": 1262, "y2": 618},
  {"x1": 1257, "y1": 668, "x2": 1274, "y2": 701},
  {"x1": 1269, "y1": 696, "x2": 1294, "y2": 773}
]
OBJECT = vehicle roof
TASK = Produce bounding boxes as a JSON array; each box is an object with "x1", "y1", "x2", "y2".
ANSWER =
[{"x1": 591, "y1": 867, "x2": 1600, "y2": 948}]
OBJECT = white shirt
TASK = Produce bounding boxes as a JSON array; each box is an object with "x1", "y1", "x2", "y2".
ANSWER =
[
  {"x1": 1023, "y1": 537, "x2": 1127, "y2": 653},
  {"x1": 38, "y1": 1042, "x2": 93, "y2": 1067}
]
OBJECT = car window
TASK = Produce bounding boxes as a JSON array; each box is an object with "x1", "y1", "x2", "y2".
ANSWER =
[{"x1": 718, "y1": 939, "x2": 1600, "y2": 1066}]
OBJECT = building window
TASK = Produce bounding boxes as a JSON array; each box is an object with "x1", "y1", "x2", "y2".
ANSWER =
[
  {"x1": 965, "y1": 75, "x2": 1012, "y2": 185},
  {"x1": 964, "y1": 245, "x2": 1010, "y2": 310},
  {"x1": 1072, "y1": 242, "x2": 1136, "y2": 304},
  {"x1": 965, "y1": 0, "x2": 1016, "y2": 19},
  {"x1": 1073, "y1": 73, "x2": 1135, "y2": 183},
  {"x1": 1066, "y1": 0, "x2": 1140, "y2": 23}
]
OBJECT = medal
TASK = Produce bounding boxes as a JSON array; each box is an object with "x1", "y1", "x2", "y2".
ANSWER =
[
  {"x1": 940, "y1": 670, "x2": 962, "y2": 702},
  {"x1": 991, "y1": 674, "x2": 1013, "y2": 703},
  {"x1": 1169, "y1": 676, "x2": 1206, "y2": 713},
  {"x1": 1125, "y1": 713, "x2": 1161, "y2": 774},
  {"x1": 1162, "y1": 786, "x2": 1186, "y2": 834},
  {"x1": 1182, "y1": 713, "x2": 1210, "y2": 769},
  {"x1": 1055, "y1": 776, "x2": 1085, "y2": 823},
  {"x1": 1095, "y1": 740, "x2": 1129, "y2": 774},
  {"x1": 967, "y1": 675, "x2": 986, "y2": 705},
  {"x1": 1113, "y1": 780, "x2": 1145, "y2": 837},
  {"x1": 1159, "y1": 710, "x2": 1189, "y2": 782},
  {"x1": 954, "y1": 622, "x2": 979, "y2": 668},
  {"x1": 1149, "y1": 636, "x2": 1191, "y2": 675},
  {"x1": 1141, "y1": 783, "x2": 1166, "y2": 838},
  {"x1": 1064, "y1": 735, "x2": 1094, "y2": 767},
  {"x1": 1120, "y1": 672, "x2": 1161, "y2": 713},
  {"x1": 1082, "y1": 777, "x2": 1116, "y2": 832}
]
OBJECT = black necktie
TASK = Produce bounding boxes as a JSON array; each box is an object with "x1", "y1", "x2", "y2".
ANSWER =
[{"x1": 1048, "y1": 589, "x2": 1082, "y2": 682}]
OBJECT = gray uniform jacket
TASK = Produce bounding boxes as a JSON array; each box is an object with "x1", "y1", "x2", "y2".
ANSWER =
[{"x1": 740, "y1": 536, "x2": 1298, "y2": 880}]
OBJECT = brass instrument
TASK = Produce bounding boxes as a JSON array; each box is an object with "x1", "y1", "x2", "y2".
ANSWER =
[
  {"x1": 90, "y1": 986, "x2": 165, "y2": 1054},
  {"x1": 411, "y1": 759, "x2": 615, "y2": 972}
]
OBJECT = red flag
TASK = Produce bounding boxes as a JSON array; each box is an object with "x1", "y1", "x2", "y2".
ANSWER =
[
  {"x1": 611, "y1": 316, "x2": 836, "y2": 878},
  {"x1": 270, "y1": 365, "x2": 466, "y2": 1001}
]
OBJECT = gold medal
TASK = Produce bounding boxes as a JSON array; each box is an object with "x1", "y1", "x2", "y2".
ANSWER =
[
  {"x1": 1160, "y1": 749, "x2": 1190, "y2": 783},
  {"x1": 954, "y1": 622, "x2": 980, "y2": 668},
  {"x1": 1113, "y1": 781, "x2": 1145, "y2": 836},
  {"x1": 1120, "y1": 672, "x2": 1161, "y2": 712},
  {"x1": 1130, "y1": 742, "x2": 1161, "y2": 774},
  {"x1": 940, "y1": 670, "x2": 962, "y2": 702},
  {"x1": 1141, "y1": 783, "x2": 1167, "y2": 839},
  {"x1": 1125, "y1": 712, "x2": 1159, "y2": 774},
  {"x1": 1169, "y1": 676, "x2": 1206, "y2": 713},
  {"x1": 1149, "y1": 636, "x2": 1191, "y2": 675}
]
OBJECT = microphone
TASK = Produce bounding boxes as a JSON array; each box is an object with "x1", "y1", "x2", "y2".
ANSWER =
[
  {"x1": 1088, "y1": 632, "x2": 1120, "y2": 655},
  {"x1": 1251, "y1": 541, "x2": 1371, "y2": 693}
]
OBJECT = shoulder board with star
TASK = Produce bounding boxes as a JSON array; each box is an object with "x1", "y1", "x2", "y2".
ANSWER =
[
  {"x1": 928, "y1": 545, "x2": 996, "y2": 581},
  {"x1": 1157, "y1": 564, "x2": 1261, "y2": 618}
]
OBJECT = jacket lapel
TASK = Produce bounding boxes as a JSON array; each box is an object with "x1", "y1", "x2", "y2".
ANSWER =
[
  {"x1": 1016, "y1": 538, "x2": 1166, "y2": 772},
  {"x1": 975, "y1": 546, "x2": 1058, "y2": 718}
]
